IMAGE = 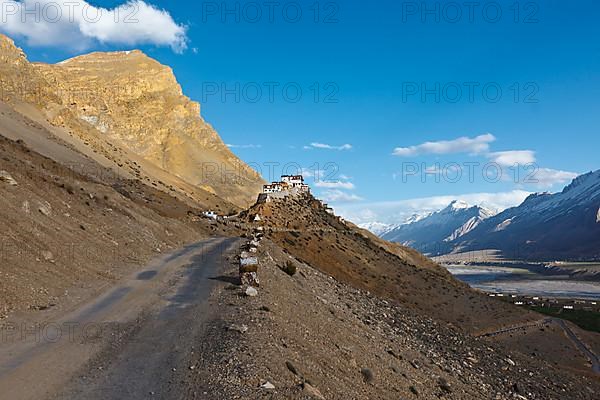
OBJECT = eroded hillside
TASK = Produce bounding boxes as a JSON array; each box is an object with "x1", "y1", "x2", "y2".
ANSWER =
[
  {"x1": 243, "y1": 194, "x2": 537, "y2": 333},
  {"x1": 192, "y1": 239, "x2": 600, "y2": 399},
  {"x1": 0, "y1": 133, "x2": 233, "y2": 319}
]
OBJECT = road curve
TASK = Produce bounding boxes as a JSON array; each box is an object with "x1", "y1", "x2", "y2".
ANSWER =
[
  {"x1": 478, "y1": 317, "x2": 600, "y2": 376},
  {"x1": 553, "y1": 318, "x2": 600, "y2": 376},
  {"x1": 0, "y1": 237, "x2": 240, "y2": 400}
]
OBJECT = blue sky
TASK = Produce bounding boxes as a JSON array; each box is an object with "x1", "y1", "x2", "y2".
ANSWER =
[{"x1": 3, "y1": 0, "x2": 599, "y2": 225}]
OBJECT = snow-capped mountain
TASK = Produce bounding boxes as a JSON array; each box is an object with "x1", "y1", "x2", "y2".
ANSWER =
[
  {"x1": 452, "y1": 170, "x2": 600, "y2": 260},
  {"x1": 359, "y1": 222, "x2": 395, "y2": 236},
  {"x1": 403, "y1": 211, "x2": 434, "y2": 225},
  {"x1": 382, "y1": 200, "x2": 496, "y2": 255},
  {"x1": 359, "y1": 212, "x2": 434, "y2": 236}
]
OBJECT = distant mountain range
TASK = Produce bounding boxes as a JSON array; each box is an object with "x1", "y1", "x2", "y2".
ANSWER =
[
  {"x1": 381, "y1": 170, "x2": 600, "y2": 261},
  {"x1": 381, "y1": 200, "x2": 496, "y2": 255}
]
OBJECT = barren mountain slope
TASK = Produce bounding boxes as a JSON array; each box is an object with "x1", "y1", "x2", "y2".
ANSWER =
[
  {"x1": 0, "y1": 100, "x2": 239, "y2": 214},
  {"x1": 0, "y1": 35, "x2": 58, "y2": 107},
  {"x1": 34, "y1": 49, "x2": 263, "y2": 208},
  {"x1": 191, "y1": 239, "x2": 600, "y2": 400},
  {"x1": 243, "y1": 194, "x2": 538, "y2": 333},
  {"x1": 0, "y1": 33, "x2": 263, "y2": 209},
  {"x1": 0, "y1": 133, "x2": 233, "y2": 320}
]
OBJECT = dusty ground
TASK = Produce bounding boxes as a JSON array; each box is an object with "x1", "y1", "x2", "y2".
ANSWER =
[
  {"x1": 243, "y1": 195, "x2": 539, "y2": 333},
  {"x1": 490, "y1": 320, "x2": 598, "y2": 377},
  {"x1": 0, "y1": 132, "x2": 234, "y2": 320},
  {"x1": 194, "y1": 239, "x2": 600, "y2": 399},
  {"x1": 0, "y1": 238, "x2": 241, "y2": 400}
]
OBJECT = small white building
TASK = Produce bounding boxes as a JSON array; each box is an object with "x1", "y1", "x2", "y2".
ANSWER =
[
  {"x1": 202, "y1": 211, "x2": 218, "y2": 220},
  {"x1": 262, "y1": 182, "x2": 284, "y2": 193}
]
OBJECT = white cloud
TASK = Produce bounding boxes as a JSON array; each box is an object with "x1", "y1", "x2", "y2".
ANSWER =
[
  {"x1": 334, "y1": 190, "x2": 533, "y2": 225},
  {"x1": 391, "y1": 134, "x2": 575, "y2": 191},
  {"x1": 528, "y1": 168, "x2": 578, "y2": 188},
  {"x1": 300, "y1": 168, "x2": 326, "y2": 179},
  {"x1": 392, "y1": 133, "x2": 495, "y2": 157},
  {"x1": 0, "y1": 0, "x2": 188, "y2": 52},
  {"x1": 226, "y1": 144, "x2": 262, "y2": 149},
  {"x1": 315, "y1": 181, "x2": 355, "y2": 190},
  {"x1": 305, "y1": 142, "x2": 353, "y2": 151},
  {"x1": 488, "y1": 150, "x2": 536, "y2": 166},
  {"x1": 320, "y1": 189, "x2": 363, "y2": 203}
]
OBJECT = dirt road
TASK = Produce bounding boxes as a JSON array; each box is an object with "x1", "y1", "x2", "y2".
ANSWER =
[
  {"x1": 0, "y1": 237, "x2": 240, "y2": 400},
  {"x1": 553, "y1": 318, "x2": 600, "y2": 375},
  {"x1": 479, "y1": 317, "x2": 600, "y2": 376}
]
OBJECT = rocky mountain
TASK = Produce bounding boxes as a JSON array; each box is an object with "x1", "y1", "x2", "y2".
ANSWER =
[
  {"x1": 453, "y1": 170, "x2": 600, "y2": 260},
  {"x1": 358, "y1": 221, "x2": 394, "y2": 236},
  {"x1": 382, "y1": 200, "x2": 496, "y2": 255},
  {"x1": 0, "y1": 34, "x2": 263, "y2": 209},
  {"x1": 0, "y1": 35, "x2": 60, "y2": 107},
  {"x1": 382, "y1": 171, "x2": 600, "y2": 260}
]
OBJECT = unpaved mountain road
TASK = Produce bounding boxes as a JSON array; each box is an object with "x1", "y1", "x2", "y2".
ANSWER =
[
  {"x1": 553, "y1": 318, "x2": 600, "y2": 375},
  {"x1": 0, "y1": 237, "x2": 240, "y2": 400},
  {"x1": 479, "y1": 317, "x2": 600, "y2": 376}
]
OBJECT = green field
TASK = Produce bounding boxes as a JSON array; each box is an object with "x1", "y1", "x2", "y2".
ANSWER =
[{"x1": 529, "y1": 306, "x2": 600, "y2": 333}]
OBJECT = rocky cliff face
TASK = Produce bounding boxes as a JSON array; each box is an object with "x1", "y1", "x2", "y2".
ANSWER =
[
  {"x1": 0, "y1": 34, "x2": 263, "y2": 208},
  {"x1": 0, "y1": 35, "x2": 57, "y2": 106}
]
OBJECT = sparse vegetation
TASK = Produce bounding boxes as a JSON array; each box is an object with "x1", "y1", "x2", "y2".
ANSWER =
[
  {"x1": 529, "y1": 306, "x2": 600, "y2": 333},
  {"x1": 280, "y1": 260, "x2": 297, "y2": 276}
]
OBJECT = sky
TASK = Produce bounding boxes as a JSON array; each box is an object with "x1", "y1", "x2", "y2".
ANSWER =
[{"x1": 2, "y1": 0, "x2": 599, "y2": 226}]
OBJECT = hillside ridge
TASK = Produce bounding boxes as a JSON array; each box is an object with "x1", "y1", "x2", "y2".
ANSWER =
[{"x1": 0, "y1": 32, "x2": 263, "y2": 208}]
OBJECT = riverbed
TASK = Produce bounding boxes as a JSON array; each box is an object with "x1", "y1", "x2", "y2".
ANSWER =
[{"x1": 445, "y1": 265, "x2": 600, "y2": 300}]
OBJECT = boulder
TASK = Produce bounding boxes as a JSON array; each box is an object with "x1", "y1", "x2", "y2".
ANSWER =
[
  {"x1": 438, "y1": 377, "x2": 452, "y2": 393},
  {"x1": 37, "y1": 201, "x2": 52, "y2": 216},
  {"x1": 41, "y1": 250, "x2": 54, "y2": 262},
  {"x1": 260, "y1": 381, "x2": 275, "y2": 390},
  {"x1": 361, "y1": 368, "x2": 374, "y2": 383},
  {"x1": 302, "y1": 383, "x2": 325, "y2": 399},
  {"x1": 0, "y1": 170, "x2": 17, "y2": 186},
  {"x1": 227, "y1": 324, "x2": 248, "y2": 334}
]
